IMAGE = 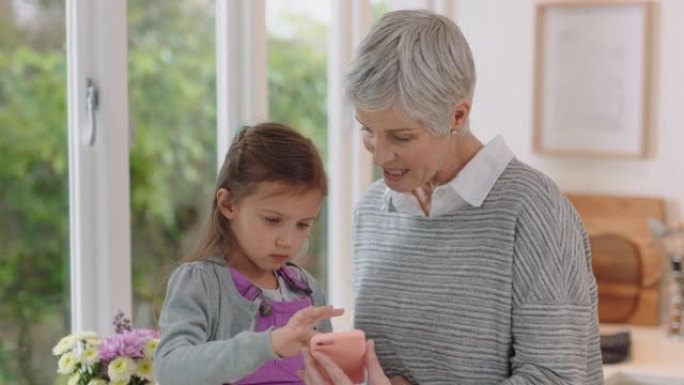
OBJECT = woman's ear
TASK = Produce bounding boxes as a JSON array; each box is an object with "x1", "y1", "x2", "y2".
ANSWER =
[
  {"x1": 216, "y1": 188, "x2": 236, "y2": 220},
  {"x1": 452, "y1": 98, "x2": 472, "y2": 131}
]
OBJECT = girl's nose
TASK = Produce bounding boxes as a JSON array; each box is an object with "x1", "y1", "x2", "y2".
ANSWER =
[{"x1": 276, "y1": 230, "x2": 294, "y2": 248}]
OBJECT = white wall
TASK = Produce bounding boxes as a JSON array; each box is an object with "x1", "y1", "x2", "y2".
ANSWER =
[{"x1": 457, "y1": 0, "x2": 684, "y2": 220}]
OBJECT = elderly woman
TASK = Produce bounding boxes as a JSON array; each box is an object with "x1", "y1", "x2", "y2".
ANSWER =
[{"x1": 303, "y1": 9, "x2": 604, "y2": 385}]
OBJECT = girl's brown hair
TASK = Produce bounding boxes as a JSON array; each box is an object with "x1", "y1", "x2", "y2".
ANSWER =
[{"x1": 185, "y1": 122, "x2": 327, "y2": 262}]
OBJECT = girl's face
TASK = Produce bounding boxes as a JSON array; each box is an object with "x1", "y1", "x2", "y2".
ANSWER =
[
  {"x1": 356, "y1": 105, "x2": 456, "y2": 193},
  {"x1": 217, "y1": 181, "x2": 323, "y2": 279}
]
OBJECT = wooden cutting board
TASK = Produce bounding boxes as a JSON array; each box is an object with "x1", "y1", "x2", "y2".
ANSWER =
[{"x1": 567, "y1": 194, "x2": 666, "y2": 325}]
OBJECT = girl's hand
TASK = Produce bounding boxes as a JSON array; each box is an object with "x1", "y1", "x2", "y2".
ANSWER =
[
  {"x1": 300, "y1": 339, "x2": 391, "y2": 385},
  {"x1": 270, "y1": 305, "x2": 344, "y2": 358}
]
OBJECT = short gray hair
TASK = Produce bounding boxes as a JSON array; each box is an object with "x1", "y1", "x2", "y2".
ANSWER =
[{"x1": 344, "y1": 9, "x2": 476, "y2": 136}]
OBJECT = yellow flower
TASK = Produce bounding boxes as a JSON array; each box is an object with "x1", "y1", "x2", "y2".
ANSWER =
[
  {"x1": 53, "y1": 335, "x2": 76, "y2": 356},
  {"x1": 57, "y1": 352, "x2": 77, "y2": 374},
  {"x1": 67, "y1": 373, "x2": 80, "y2": 385},
  {"x1": 109, "y1": 381, "x2": 127, "y2": 385},
  {"x1": 136, "y1": 357, "x2": 155, "y2": 381},
  {"x1": 143, "y1": 338, "x2": 159, "y2": 358},
  {"x1": 108, "y1": 356, "x2": 136, "y2": 383}
]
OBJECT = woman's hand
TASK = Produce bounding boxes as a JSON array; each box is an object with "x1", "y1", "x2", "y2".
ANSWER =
[
  {"x1": 301, "y1": 339, "x2": 391, "y2": 385},
  {"x1": 270, "y1": 305, "x2": 344, "y2": 358}
]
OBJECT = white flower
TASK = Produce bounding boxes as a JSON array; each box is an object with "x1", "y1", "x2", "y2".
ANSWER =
[
  {"x1": 143, "y1": 338, "x2": 159, "y2": 358},
  {"x1": 67, "y1": 373, "x2": 80, "y2": 385},
  {"x1": 87, "y1": 379, "x2": 109, "y2": 385},
  {"x1": 57, "y1": 352, "x2": 78, "y2": 374},
  {"x1": 53, "y1": 335, "x2": 76, "y2": 356},
  {"x1": 135, "y1": 357, "x2": 155, "y2": 381},
  {"x1": 108, "y1": 356, "x2": 136, "y2": 383},
  {"x1": 85, "y1": 337, "x2": 102, "y2": 348},
  {"x1": 73, "y1": 331, "x2": 98, "y2": 340},
  {"x1": 81, "y1": 346, "x2": 100, "y2": 365}
]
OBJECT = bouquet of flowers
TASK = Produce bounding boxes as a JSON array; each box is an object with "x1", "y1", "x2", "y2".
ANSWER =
[{"x1": 52, "y1": 311, "x2": 160, "y2": 385}]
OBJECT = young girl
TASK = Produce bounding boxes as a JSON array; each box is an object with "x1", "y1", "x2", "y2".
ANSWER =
[{"x1": 154, "y1": 122, "x2": 343, "y2": 385}]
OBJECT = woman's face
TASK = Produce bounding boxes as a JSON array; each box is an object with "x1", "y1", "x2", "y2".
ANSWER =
[{"x1": 356, "y1": 105, "x2": 455, "y2": 193}]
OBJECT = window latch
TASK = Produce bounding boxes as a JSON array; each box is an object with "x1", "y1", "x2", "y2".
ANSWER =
[{"x1": 84, "y1": 78, "x2": 99, "y2": 146}]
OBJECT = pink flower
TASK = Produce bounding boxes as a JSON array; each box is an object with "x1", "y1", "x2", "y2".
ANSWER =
[{"x1": 99, "y1": 328, "x2": 160, "y2": 363}]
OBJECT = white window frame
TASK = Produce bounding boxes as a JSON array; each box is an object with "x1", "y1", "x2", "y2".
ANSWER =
[
  {"x1": 65, "y1": 0, "x2": 272, "y2": 335},
  {"x1": 327, "y1": 0, "x2": 374, "y2": 330},
  {"x1": 215, "y1": 0, "x2": 268, "y2": 166},
  {"x1": 66, "y1": 0, "x2": 131, "y2": 334}
]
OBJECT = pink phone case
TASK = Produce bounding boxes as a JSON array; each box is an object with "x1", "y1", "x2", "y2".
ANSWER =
[{"x1": 310, "y1": 330, "x2": 366, "y2": 384}]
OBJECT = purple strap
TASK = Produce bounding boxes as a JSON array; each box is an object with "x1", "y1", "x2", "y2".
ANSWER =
[
  {"x1": 229, "y1": 268, "x2": 261, "y2": 301},
  {"x1": 278, "y1": 264, "x2": 312, "y2": 294},
  {"x1": 229, "y1": 264, "x2": 311, "y2": 301}
]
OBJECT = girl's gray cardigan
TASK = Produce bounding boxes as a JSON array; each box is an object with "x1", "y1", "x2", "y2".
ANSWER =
[{"x1": 154, "y1": 256, "x2": 331, "y2": 385}]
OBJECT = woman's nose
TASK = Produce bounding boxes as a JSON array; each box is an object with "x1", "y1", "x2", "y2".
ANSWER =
[{"x1": 370, "y1": 140, "x2": 394, "y2": 165}]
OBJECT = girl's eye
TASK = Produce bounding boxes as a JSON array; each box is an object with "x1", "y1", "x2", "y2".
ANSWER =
[
  {"x1": 394, "y1": 136, "x2": 412, "y2": 142},
  {"x1": 265, "y1": 217, "x2": 281, "y2": 224},
  {"x1": 297, "y1": 223, "x2": 312, "y2": 229}
]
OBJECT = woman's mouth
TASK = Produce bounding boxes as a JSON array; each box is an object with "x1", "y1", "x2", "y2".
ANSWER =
[{"x1": 384, "y1": 168, "x2": 409, "y2": 181}]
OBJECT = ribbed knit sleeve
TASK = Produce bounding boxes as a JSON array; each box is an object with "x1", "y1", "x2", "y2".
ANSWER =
[{"x1": 502, "y1": 167, "x2": 603, "y2": 384}]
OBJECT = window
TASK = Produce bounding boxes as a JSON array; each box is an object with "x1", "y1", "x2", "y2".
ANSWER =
[
  {"x1": 127, "y1": 0, "x2": 217, "y2": 328},
  {"x1": 266, "y1": 0, "x2": 330, "y2": 291},
  {"x1": 0, "y1": 1, "x2": 69, "y2": 383}
]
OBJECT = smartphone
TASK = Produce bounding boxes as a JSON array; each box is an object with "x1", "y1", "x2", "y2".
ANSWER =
[{"x1": 310, "y1": 330, "x2": 366, "y2": 384}]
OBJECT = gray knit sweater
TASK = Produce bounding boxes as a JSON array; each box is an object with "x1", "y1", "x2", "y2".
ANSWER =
[{"x1": 352, "y1": 159, "x2": 604, "y2": 384}]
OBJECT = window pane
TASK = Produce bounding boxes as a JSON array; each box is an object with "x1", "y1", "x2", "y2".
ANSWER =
[
  {"x1": 128, "y1": 0, "x2": 217, "y2": 328},
  {"x1": 374, "y1": 0, "x2": 390, "y2": 20},
  {"x1": 0, "y1": 1, "x2": 69, "y2": 384},
  {"x1": 370, "y1": 0, "x2": 393, "y2": 181},
  {"x1": 266, "y1": 0, "x2": 329, "y2": 291}
]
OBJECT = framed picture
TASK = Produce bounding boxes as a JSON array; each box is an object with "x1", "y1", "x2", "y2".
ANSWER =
[{"x1": 533, "y1": 0, "x2": 655, "y2": 158}]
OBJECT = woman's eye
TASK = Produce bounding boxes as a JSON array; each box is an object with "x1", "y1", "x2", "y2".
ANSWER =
[
  {"x1": 394, "y1": 136, "x2": 412, "y2": 142},
  {"x1": 265, "y1": 217, "x2": 280, "y2": 224},
  {"x1": 297, "y1": 223, "x2": 312, "y2": 229}
]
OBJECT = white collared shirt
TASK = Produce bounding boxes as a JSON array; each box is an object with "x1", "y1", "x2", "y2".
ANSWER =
[{"x1": 383, "y1": 135, "x2": 514, "y2": 217}]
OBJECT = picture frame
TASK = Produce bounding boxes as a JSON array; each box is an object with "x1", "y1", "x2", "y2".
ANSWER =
[{"x1": 532, "y1": 0, "x2": 655, "y2": 158}]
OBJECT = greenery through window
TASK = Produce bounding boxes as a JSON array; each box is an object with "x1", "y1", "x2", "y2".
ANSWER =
[
  {"x1": 0, "y1": 1, "x2": 69, "y2": 384},
  {"x1": 128, "y1": 0, "x2": 218, "y2": 330},
  {"x1": 267, "y1": 0, "x2": 329, "y2": 293}
]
